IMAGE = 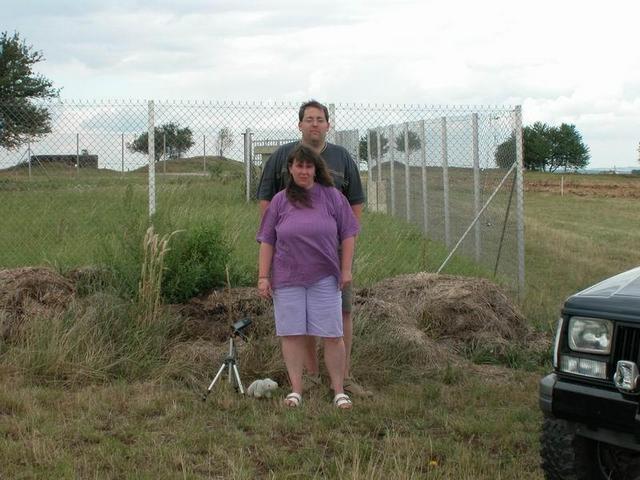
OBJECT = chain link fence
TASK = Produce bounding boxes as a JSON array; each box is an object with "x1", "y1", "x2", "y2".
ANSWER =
[{"x1": 0, "y1": 100, "x2": 523, "y2": 295}]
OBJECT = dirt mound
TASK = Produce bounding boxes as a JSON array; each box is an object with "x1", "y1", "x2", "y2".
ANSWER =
[
  {"x1": 353, "y1": 295, "x2": 461, "y2": 377},
  {"x1": 181, "y1": 273, "x2": 527, "y2": 384},
  {"x1": 0, "y1": 266, "x2": 533, "y2": 385},
  {"x1": 0, "y1": 267, "x2": 75, "y2": 339},
  {"x1": 175, "y1": 287, "x2": 273, "y2": 342},
  {"x1": 358, "y1": 272, "x2": 529, "y2": 355}
]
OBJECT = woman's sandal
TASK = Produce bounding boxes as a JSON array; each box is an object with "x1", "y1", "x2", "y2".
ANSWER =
[
  {"x1": 333, "y1": 393, "x2": 352, "y2": 409},
  {"x1": 283, "y1": 392, "x2": 302, "y2": 407}
]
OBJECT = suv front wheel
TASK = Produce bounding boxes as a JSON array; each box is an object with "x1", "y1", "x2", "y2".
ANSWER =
[{"x1": 540, "y1": 417, "x2": 640, "y2": 480}]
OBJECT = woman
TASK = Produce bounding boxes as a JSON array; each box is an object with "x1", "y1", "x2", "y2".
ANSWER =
[{"x1": 256, "y1": 144, "x2": 359, "y2": 409}]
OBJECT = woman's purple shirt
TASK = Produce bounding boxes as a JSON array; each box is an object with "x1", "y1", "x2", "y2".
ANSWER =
[{"x1": 256, "y1": 183, "x2": 360, "y2": 289}]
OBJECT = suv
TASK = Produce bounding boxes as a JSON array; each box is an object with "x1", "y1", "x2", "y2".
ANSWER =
[{"x1": 540, "y1": 266, "x2": 640, "y2": 479}]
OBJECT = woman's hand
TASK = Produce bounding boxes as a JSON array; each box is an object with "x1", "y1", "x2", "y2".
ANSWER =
[
  {"x1": 340, "y1": 270, "x2": 352, "y2": 290},
  {"x1": 257, "y1": 278, "x2": 272, "y2": 299}
]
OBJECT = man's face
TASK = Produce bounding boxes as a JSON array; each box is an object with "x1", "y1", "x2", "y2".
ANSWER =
[{"x1": 298, "y1": 107, "x2": 330, "y2": 145}]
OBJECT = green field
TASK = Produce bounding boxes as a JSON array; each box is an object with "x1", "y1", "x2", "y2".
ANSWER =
[{"x1": 1, "y1": 164, "x2": 639, "y2": 478}]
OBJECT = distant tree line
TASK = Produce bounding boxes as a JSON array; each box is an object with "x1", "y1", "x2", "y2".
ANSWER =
[
  {"x1": 496, "y1": 122, "x2": 590, "y2": 172},
  {"x1": 357, "y1": 122, "x2": 590, "y2": 173}
]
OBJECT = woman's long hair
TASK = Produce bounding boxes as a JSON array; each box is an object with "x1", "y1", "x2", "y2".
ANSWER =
[{"x1": 286, "y1": 144, "x2": 334, "y2": 208}]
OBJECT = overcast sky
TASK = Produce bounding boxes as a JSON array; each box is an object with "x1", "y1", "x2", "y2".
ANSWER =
[{"x1": 4, "y1": 0, "x2": 639, "y2": 169}]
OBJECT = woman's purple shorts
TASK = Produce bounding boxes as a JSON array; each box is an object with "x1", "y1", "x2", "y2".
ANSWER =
[{"x1": 272, "y1": 275, "x2": 342, "y2": 338}]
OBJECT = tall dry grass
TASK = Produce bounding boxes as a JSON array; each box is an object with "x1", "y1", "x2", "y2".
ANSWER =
[{"x1": 137, "y1": 226, "x2": 179, "y2": 325}]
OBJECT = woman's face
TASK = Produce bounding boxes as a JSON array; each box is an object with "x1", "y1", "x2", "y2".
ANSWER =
[{"x1": 289, "y1": 159, "x2": 315, "y2": 189}]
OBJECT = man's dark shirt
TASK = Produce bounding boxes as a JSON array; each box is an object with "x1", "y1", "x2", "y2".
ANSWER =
[{"x1": 256, "y1": 141, "x2": 365, "y2": 205}]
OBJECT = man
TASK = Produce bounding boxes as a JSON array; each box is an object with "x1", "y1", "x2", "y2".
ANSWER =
[{"x1": 256, "y1": 99, "x2": 371, "y2": 397}]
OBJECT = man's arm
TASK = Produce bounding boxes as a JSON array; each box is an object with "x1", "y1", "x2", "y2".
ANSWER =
[
  {"x1": 340, "y1": 147, "x2": 366, "y2": 209},
  {"x1": 350, "y1": 203, "x2": 363, "y2": 222},
  {"x1": 259, "y1": 200, "x2": 270, "y2": 218}
]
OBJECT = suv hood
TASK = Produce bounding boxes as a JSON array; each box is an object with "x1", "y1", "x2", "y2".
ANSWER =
[{"x1": 563, "y1": 266, "x2": 640, "y2": 319}]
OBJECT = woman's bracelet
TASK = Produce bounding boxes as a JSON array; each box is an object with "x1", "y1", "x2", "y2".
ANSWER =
[{"x1": 258, "y1": 276, "x2": 269, "y2": 280}]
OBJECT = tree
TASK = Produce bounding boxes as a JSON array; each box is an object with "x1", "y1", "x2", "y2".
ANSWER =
[
  {"x1": 0, "y1": 31, "x2": 59, "y2": 149},
  {"x1": 496, "y1": 125, "x2": 551, "y2": 170},
  {"x1": 494, "y1": 122, "x2": 590, "y2": 171},
  {"x1": 128, "y1": 122, "x2": 194, "y2": 161},
  {"x1": 358, "y1": 130, "x2": 389, "y2": 161},
  {"x1": 523, "y1": 122, "x2": 553, "y2": 171},
  {"x1": 217, "y1": 127, "x2": 234, "y2": 157},
  {"x1": 495, "y1": 132, "x2": 516, "y2": 169},
  {"x1": 547, "y1": 123, "x2": 590, "y2": 172},
  {"x1": 394, "y1": 130, "x2": 421, "y2": 153}
]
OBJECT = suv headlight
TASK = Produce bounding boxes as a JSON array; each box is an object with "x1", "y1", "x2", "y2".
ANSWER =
[{"x1": 568, "y1": 317, "x2": 612, "y2": 354}]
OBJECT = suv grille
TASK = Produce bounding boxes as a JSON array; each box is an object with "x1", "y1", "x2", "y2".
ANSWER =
[{"x1": 613, "y1": 325, "x2": 640, "y2": 364}]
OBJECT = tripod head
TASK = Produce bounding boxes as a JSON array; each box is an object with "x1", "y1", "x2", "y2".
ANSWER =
[{"x1": 232, "y1": 317, "x2": 252, "y2": 341}]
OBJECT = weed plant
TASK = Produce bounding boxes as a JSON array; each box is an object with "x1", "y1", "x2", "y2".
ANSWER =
[{"x1": 2, "y1": 293, "x2": 182, "y2": 384}]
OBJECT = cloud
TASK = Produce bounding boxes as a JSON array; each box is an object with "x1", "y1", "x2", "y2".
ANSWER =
[{"x1": 4, "y1": 0, "x2": 640, "y2": 168}]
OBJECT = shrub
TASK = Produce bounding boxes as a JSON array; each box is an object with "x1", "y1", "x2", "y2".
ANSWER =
[
  {"x1": 99, "y1": 220, "x2": 233, "y2": 303},
  {"x1": 161, "y1": 223, "x2": 231, "y2": 303}
]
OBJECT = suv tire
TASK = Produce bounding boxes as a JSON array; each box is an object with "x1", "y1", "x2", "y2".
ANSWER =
[{"x1": 541, "y1": 416, "x2": 640, "y2": 480}]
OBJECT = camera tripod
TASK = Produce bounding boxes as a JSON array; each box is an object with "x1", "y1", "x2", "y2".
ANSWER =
[{"x1": 202, "y1": 333, "x2": 246, "y2": 400}]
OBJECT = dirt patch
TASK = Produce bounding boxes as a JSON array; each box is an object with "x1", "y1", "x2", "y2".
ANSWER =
[
  {"x1": 525, "y1": 179, "x2": 640, "y2": 198},
  {"x1": 0, "y1": 267, "x2": 75, "y2": 339}
]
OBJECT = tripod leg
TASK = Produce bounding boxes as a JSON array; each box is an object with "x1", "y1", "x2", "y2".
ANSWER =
[
  {"x1": 228, "y1": 338, "x2": 235, "y2": 384},
  {"x1": 232, "y1": 363, "x2": 244, "y2": 395},
  {"x1": 202, "y1": 362, "x2": 228, "y2": 401}
]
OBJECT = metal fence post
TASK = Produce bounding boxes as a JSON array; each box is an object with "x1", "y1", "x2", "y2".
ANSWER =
[
  {"x1": 148, "y1": 100, "x2": 156, "y2": 217},
  {"x1": 121, "y1": 133, "x2": 125, "y2": 176},
  {"x1": 243, "y1": 128, "x2": 253, "y2": 203},
  {"x1": 76, "y1": 133, "x2": 80, "y2": 176},
  {"x1": 163, "y1": 133, "x2": 167, "y2": 174},
  {"x1": 376, "y1": 128, "x2": 383, "y2": 211},
  {"x1": 420, "y1": 120, "x2": 427, "y2": 234},
  {"x1": 441, "y1": 117, "x2": 450, "y2": 248},
  {"x1": 390, "y1": 124, "x2": 396, "y2": 216},
  {"x1": 366, "y1": 129, "x2": 373, "y2": 210},
  {"x1": 376, "y1": 129, "x2": 382, "y2": 185},
  {"x1": 328, "y1": 103, "x2": 336, "y2": 144},
  {"x1": 404, "y1": 123, "x2": 410, "y2": 222},
  {"x1": 472, "y1": 113, "x2": 481, "y2": 261},
  {"x1": 515, "y1": 105, "x2": 526, "y2": 298},
  {"x1": 28, "y1": 141, "x2": 32, "y2": 180},
  {"x1": 203, "y1": 134, "x2": 206, "y2": 173}
]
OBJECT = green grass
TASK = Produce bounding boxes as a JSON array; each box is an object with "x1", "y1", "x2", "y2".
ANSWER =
[
  {"x1": 0, "y1": 374, "x2": 542, "y2": 479},
  {"x1": 2, "y1": 164, "x2": 639, "y2": 478},
  {"x1": 0, "y1": 167, "x2": 488, "y2": 287},
  {"x1": 522, "y1": 185, "x2": 640, "y2": 330}
]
